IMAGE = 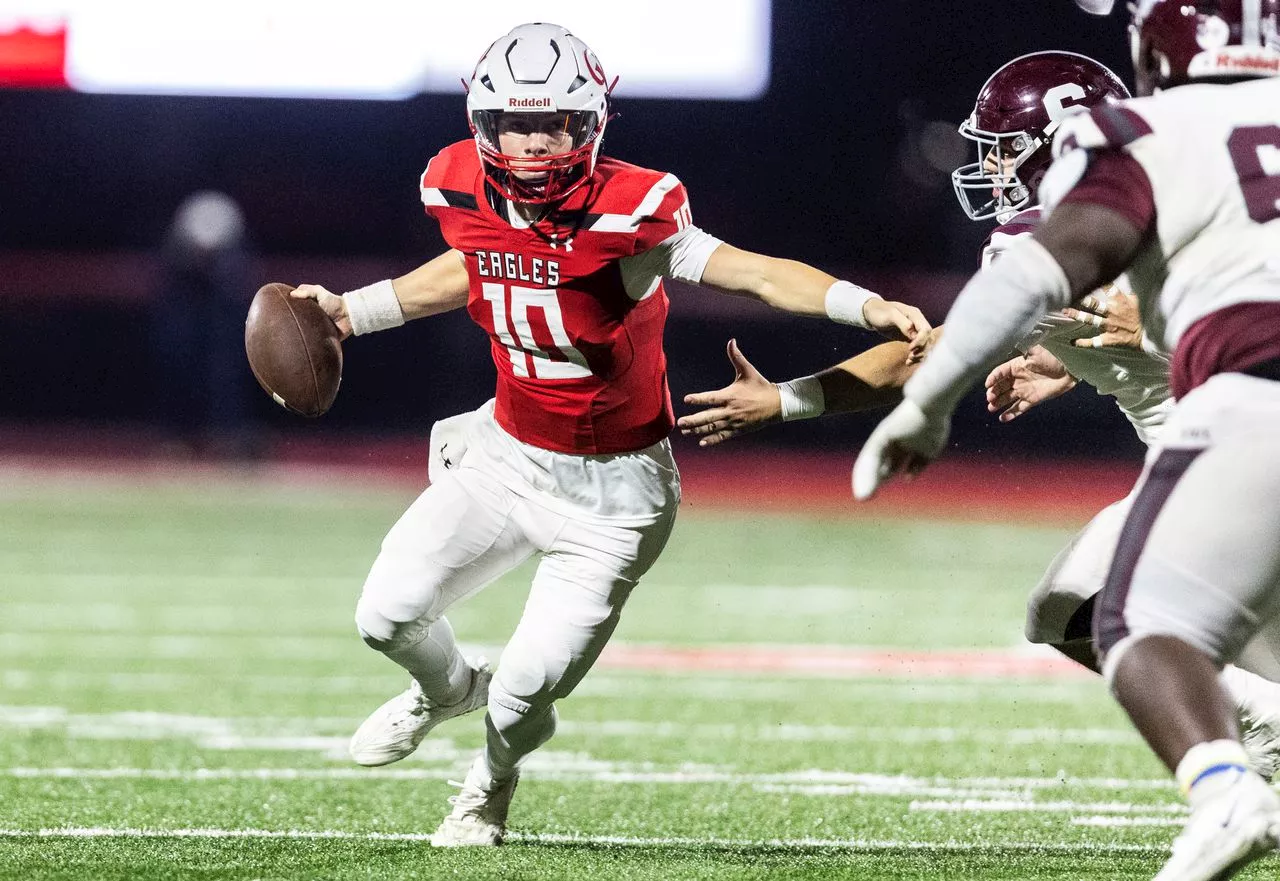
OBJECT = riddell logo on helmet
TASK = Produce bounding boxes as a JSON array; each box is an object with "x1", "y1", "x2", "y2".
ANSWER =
[{"x1": 507, "y1": 96, "x2": 554, "y2": 109}]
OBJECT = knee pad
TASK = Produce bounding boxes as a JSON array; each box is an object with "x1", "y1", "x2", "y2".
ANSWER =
[
  {"x1": 486, "y1": 681, "x2": 558, "y2": 752},
  {"x1": 1026, "y1": 501, "x2": 1129, "y2": 644},
  {"x1": 1025, "y1": 583, "x2": 1096, "y2": 645},
  {"x1": 354, "y1": 594, "x2": 432, "y2": 653}
]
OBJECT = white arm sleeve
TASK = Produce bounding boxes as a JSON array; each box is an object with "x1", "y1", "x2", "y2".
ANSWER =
[
  {"x1": 905, "y1": 237, "x2": 1072, "y2": 414},
  {"x1": 618, "y1": 225, "x2": 724, "y2": 300}
]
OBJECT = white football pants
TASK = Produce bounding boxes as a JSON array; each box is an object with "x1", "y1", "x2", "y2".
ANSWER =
[
  {"x1": 1096, "y1": 373, "x2": 1280, "y2": 678},
  {"x1": 354, "y1": 409, "x2": 679, "y2": 778},
  {"x1": 1025, "y1": 494, "x2": 1133, "y2": 645}
]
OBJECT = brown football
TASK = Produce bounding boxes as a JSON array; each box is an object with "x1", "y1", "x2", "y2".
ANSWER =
[{"x1": 244, "y1": 282, "x2": 343, "y2": 417}]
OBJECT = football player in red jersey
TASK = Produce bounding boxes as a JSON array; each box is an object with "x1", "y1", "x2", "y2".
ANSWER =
[
  {"x1": 289, "y1": 22, "x2": 930, "y2": 846},
  {"x1": 856, "y1": 1, "x2": 1280, "y2": 876}
]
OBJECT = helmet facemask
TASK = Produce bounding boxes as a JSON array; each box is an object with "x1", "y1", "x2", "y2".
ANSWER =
[
  {"x1": 951, "y1": 122, "x2": 1048, "y2": 222},
  {"x1": 470, "y1": 108, "x2": 604, "y2": 204},
  {"x1": 950, "y1": 52, "x2": 1130, "y2": 221}
]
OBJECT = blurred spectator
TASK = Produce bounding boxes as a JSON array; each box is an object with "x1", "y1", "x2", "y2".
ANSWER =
[{"x1": 153, "y1": 191, "x2": 258, "y2": 458}]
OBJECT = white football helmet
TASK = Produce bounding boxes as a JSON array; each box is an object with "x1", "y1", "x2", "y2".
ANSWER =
[{"x1": 466, "y1": 23, "x2": 611, "y2": 204}]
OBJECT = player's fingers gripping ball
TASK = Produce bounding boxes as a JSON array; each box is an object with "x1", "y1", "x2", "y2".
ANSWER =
[{"x1": 245, "y1": 282, "x2": 344, "y2": 417}]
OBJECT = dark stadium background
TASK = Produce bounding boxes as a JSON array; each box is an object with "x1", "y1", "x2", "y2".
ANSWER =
[{"x1": 0, "y1": 1, "x2": 1142, "y2": 464}]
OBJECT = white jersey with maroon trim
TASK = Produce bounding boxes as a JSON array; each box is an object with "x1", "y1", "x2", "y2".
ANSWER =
[
  {"x1": 1048, "y1": 79, "x2": 1280, "y2": 354},
  {"x1": 982, "y1": 206, "x2": 1174, "y2": 445}
]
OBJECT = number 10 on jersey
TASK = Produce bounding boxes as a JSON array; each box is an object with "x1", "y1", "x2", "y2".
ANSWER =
[{"x1": 482, "y1": 282, "x2": 593, "y2": 380}]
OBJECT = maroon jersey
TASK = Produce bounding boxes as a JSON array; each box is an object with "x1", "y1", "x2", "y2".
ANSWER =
[{"x1": 421, "y1": 141, "x2": 694, "y2": 454}]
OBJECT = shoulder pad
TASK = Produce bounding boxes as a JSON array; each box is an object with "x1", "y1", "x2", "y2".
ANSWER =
[
  {"x1": 979, "y1": 207, "x2": 1041, "y2": 267},
  {"x1": 420, "y1": 142, "x2": 481, "y2": 210},
  {"x1": 1039, "y1": 148, "x2": 1091, "y2": 214},
  {"x1": 421, "y1": 141, "x2": 477, "y2": 188},
  {"x1": 1053, "y1": 102, "x2": 1154, "y2": 159}
]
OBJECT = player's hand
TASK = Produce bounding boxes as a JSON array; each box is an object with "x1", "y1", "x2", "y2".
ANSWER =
[
  {"x1": 291, "y1": 284, "x2": 353, "y2": 339},
  {"x1": 852, "y1": 399, "x2": 950, "y2": 501},
  {"x1": 984, "y1": 346, "x2": 1076, "y2": 423},
  {"x1": 678, "y1": 340, "x2": 781, "y2": 447},
  {"x1": 1061, "y1": 285, "x2": 1143, "y2": 350},
  {"x1": 862, "y1": 299, "x2": 933, "y2": 363}
]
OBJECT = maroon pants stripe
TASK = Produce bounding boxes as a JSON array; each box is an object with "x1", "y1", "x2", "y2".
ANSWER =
[{"x1": 1093, "y1": 448, "x2": 1204, "y2": 658}]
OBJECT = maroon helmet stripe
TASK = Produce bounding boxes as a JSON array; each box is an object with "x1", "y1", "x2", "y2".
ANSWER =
[
  {"x1": 1093, "y1": 448, "x2": 1204, "y2": 657},
  {"x1": 1089, "y1": 104, "x2": 1153, "y2": 147}
]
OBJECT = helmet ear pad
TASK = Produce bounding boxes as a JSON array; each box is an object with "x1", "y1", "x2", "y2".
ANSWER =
[{"x1": 1020, "y1": 147, "x2": 1055, "y2": 204}]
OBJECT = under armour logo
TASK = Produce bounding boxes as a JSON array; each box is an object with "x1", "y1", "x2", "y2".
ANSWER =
[{"x1": 440, "y1": 445, "x2": 453, "y2": 469}]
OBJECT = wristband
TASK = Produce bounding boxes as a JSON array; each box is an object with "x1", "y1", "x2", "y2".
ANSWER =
[
  {"x1": 343, "y1": 279, "x2": 404, "y2": 336},
  {"x1": 777, "y1": 376, "x2": 826, "y2": 421},
  {"x1": 825, "y1": 280, "x2": 882, "y2": 330}
]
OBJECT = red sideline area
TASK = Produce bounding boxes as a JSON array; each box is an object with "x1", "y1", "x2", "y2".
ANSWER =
[
  {"x1": 0, "y1": 425, "x2": 1140, "y2": 522},
  {"x1": 598, "y1": 643, "x2": 1090, "y2": 679}
]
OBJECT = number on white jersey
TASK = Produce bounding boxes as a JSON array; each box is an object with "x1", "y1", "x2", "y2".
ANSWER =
[
  {"x1": 1227, "y1": 125, "x2": 1280, "y2": 224},
  {"x1": 482, "y1": 282, "x2": 593, "y2": 379}
]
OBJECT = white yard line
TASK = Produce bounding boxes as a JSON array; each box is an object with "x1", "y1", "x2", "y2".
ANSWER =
[
  {"x1": 0, "y1": 634, "x2": 349, "y2": 660},
  {"x1": 0, "y1": 669, "x2": 1102, "y2": 703},
  {"x1": 0, "y1": 766, "x2": 1177, "y2": 794},
  {"x1": 1073, "y1": 816, "x2": 1185, "y2": 827},
  {"x1": 0, "y1": 704, "x2": 1139, "y2": 749},
  {"x1": 557, "y1": 720, "x2": 1138, "y2": 745},
  {"x1": 909, "y1": 799, "x2": 1186, "y2": 815},
  {"x1": 0, "y1": 826, "x2": 1168, "y2": 853}
]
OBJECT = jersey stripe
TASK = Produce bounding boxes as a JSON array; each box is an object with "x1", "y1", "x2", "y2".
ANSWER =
[
  {"x1": 586, "y1": 213, "x2": 641, "y2": 232},
  {"x1": 421, "y1": 187, "x2": 479, "y2": 210},
  {"x1": 586, "y1": 173, "x2": 682, "y2": 233},
  {"x1": 632, "y1": 173, "x2": 681, "y2": 218},
  {"x1": 1089, "y1": 104, "x2": 1153, "y2": 148}
]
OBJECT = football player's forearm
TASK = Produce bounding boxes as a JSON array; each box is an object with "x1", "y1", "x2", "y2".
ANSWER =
[
  {"x1": 701, "y1": 245, "x2": 882, "y2": 328},
  {"x1": 392, "y1": 250, "x2": 471, "y2": 320},
  {"x1": 815, "y1": 342, "x2": 915, "y2": 413},
  {"x1": 751, "y1": 258, "x2": 836, "y2": 316},
  {"x1": 701, "y1": 245, "x2": 830, "y2": 315}
]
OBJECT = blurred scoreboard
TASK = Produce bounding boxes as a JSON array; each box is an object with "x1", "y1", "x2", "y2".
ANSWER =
[{"x1": 0, "y1": 1, "x2": 770, "y2": 99}]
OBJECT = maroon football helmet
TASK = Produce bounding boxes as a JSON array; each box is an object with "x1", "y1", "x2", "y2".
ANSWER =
[
  {"x1": 1130, "y1": 0, "x2": 1280, "y2": 96},
  {"x1": 952, "y1": 51, "x2": 1130, "y2": 221}
]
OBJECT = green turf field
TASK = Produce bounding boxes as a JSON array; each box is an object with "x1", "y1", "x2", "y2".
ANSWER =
[{"x1": 0, "y1": 469, "x2": 1270, "y2": 880}]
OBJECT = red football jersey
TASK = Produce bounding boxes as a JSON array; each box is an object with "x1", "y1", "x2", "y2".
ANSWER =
[{"x1": 420, "y1": 141, "x2": 694, "y2": 454}]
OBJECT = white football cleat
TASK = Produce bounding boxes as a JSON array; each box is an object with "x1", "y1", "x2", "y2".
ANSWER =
[
  {"x1": 348, "y1": 658, "x2": 490, "y2": 767},
  {"x1": 430, "y1": 755, "x2": 519, "y2": 847},
  {"x1": 1153, "y1": 770, "x2": 1280, "y2": 881}
]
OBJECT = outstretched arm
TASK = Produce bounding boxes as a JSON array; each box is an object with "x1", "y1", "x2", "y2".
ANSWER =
[
  {"x1": 698, "y1": 242, "x2": 932, "y2": 358},
  {"x1": 677, "y1": 338, "x2": 919, "y2": 446},
  {"x1": 854, "y1": 198, "x2": 1150, "y2": 500},
  {"x1": 290, "y1": 249, "x2": 471, "y2": 338}
]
